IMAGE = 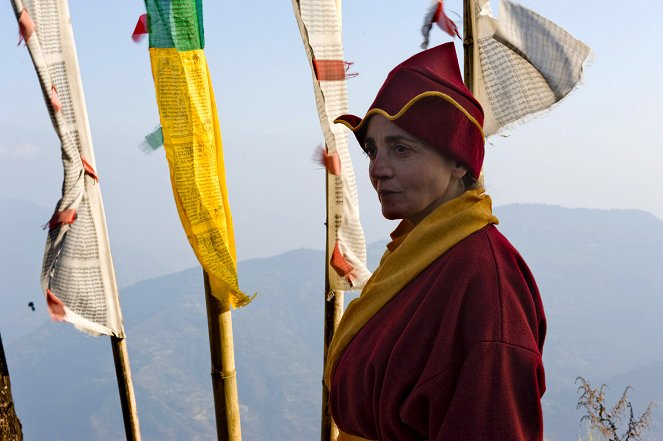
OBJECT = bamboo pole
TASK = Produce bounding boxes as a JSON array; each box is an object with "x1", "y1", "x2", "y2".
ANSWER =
[
  {"x1": 320, "y1": 172, "x2": 344, "y2": 441},
  {"x1": 203, "y1": 271, "x2": 242, "y2": 441},
  {"x1": 1, "y1": 333, "x2": 23, "y2": 441},
  {"x1": 320, "y1": 287, "x2": 343, "y2": 441},
  {"x1": 463, "y1": 0, "x2": 476, "y2": 93},
  {"x1": 110, "y1": 336, "x2": 141, "y2": 441}
]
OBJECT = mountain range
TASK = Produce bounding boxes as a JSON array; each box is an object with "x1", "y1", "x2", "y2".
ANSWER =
[{"x1": 1, "y1": 199, "x2": 662, "y2": 440}]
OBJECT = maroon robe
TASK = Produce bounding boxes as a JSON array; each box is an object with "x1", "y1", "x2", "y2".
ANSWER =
[{"x1": 329, "y1": 225, "x2": 546, "y2": 441}]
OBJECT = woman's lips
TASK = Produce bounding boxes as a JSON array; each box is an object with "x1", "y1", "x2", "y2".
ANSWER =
[{"x1": 378, "y1": 189, "x2": 400, "y2": 200}]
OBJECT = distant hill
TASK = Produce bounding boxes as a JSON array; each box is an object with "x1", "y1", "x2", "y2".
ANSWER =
[{"x1": 3, "y1": 204, "x2": 663, "y2": 440}]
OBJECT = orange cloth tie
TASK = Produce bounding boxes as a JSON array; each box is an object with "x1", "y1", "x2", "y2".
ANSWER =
[
  {"x1": 17, "y1": 9, "x2": 35, "y2": 45},
  {"x1": 48, "y1": 208, "x2": 76, "y2": 230},
  {"x1": 323, "y1": 149, "x2": 341, "y2": 176},
  {"x1": 46, "y1": 289, "x2": 66, "y2": 321},
  {"x1": 50, "y1": 84, "x2": 62, "y2": 112},
  {"x1": 81, "y1": 156, "x2": 98, "y2": 181}
]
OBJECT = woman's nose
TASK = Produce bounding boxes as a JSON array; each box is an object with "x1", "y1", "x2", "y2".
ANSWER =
[{"x1": 369, "y1": 151, "x2": 392, "y2": 180}]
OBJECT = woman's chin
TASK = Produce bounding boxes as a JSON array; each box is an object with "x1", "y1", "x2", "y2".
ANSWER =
[{"x1": 380, "y1": 207, "x2": 407, "y2": 221}]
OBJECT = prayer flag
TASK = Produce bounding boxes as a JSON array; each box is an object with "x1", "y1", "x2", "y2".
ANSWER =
[
  {"x1": 10, "y1": 0, "x2": 124, "y2": 336},
  {"x1": 292, "y1": 0, "x2": 371, "y2": 292},
  {"x1": 470, "y1": 0, "x2": 592, "y2": 136},
  {"x1": 143, "y1": 0, "x2": 250, "y2": 308}
]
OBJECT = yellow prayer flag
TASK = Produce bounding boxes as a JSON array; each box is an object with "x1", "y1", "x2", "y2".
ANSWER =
[{"x1": 150, "y1": 48, "x2": 251, "y2": 308}]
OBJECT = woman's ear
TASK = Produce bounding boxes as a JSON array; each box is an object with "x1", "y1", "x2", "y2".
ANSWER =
[{"x1": 452, "y1": 161, "x2": 468, "y2": 179}]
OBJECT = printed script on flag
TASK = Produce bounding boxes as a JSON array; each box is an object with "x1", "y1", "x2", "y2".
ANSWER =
[
  {"x1": 470, "y1": 0, "x2": 592, "y2": 136},
  {"x1": 145, "y1": 0, "x2": 251, "y2": 308},
  {"x1": 10, "y1": 0, "x2": 124, "y2": 336},
  {"x1": 292, "y1": 0, "x2": 371, "y2": 292}
]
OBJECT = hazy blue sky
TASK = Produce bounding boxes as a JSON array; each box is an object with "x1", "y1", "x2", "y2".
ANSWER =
[{"x1": 1, "y1": 0, "x2": 662, "y2": 273}]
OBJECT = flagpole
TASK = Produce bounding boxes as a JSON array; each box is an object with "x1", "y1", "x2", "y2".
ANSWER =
[
  {"x1": 321, "y1": 5, "x2": 347, "y2": 440},
  {"x1": 203, "y1": 271, "x2": 242, "y2": 441},
  {"x1": 1, "y1": 333, "x2": 24, "y2": 440},
  {"x1": 463, "y1": 0, "x2": 476, "y2": 92},
  {"x1": 110, "y1": 336, "x2": 141, "y2": 441},
  {"x1": 321, "y1": 288, "x2": 343, "y2": 441},
  {"x1": 321, "y1": 173, "x2": 344, "y2": 441}
]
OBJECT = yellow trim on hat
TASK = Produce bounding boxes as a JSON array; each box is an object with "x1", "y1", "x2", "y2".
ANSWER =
[{"x1": 334, "y1": 91, "x2": 485, "y2": 139}]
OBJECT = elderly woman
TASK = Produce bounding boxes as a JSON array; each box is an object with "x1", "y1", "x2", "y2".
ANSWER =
[{"x1": 324, "y1": 43, "x2": 547, "y2": 441}]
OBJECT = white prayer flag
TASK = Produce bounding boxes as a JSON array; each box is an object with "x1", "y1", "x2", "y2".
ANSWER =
[
  {"x1": 11, "y1": 0, "x2": 125, "y2": 337},
  {"x1": 472, "y1": 0, "x2": 592, "y2": 136},
  {"x1": 292, "y1": 0, "x2": 371, "y2": 291}
]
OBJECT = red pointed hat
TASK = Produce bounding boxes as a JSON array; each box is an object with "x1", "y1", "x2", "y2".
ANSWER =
[{"x1": 335, "y1": 43, "x2": 485, "y2": 177}]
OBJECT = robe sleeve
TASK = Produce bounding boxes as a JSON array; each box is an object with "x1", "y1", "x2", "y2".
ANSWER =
[{"x1": 400, "y1": 340, "x2": 546, "y2": 441}]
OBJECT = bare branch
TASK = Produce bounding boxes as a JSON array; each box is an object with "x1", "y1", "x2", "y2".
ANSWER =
[{"x1": 576, "y1": 376, "x2": 655, "y2": 441}]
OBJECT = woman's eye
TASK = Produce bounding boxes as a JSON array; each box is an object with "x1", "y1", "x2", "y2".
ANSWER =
[
  {"x1": 363, "y1": 145, "x2": 377, "y2": 159},
  {"x1": 394, "y1": 144, "x2": 412, "y2": 154}
]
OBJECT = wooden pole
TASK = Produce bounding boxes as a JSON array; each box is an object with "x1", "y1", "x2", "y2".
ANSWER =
[
  {"x1": 0, "y1": 333, "x2": 23, "y2": 441},
  {"x1": 203, "y1": 271, "x2": 242, "y2": 441},
  {"x1": 320, "y1": 288, "x2": 344, "y2": 441},
  {"x1": 320, "y1": 173, "x2": 344, "y2": 441},
  {"x1": 463, "y1": 0, "x2": 476, "y2": 93},
  {"x1": 110, "y1": 336, "x2": 141, "y2": 441}
]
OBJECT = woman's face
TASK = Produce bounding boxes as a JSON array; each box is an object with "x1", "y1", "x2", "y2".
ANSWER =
[{"x1": 363, "y1": 115, "x2": 466, "y2": 225}]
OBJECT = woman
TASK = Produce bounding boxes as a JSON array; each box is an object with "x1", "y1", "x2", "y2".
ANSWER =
[{"x1": 324, "y1": 43, "x2": 547, "y2": 441}]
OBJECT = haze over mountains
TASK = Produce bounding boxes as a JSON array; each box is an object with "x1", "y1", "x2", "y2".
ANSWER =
[{"x1": 1, "y1": 199, "x2": 662, "y2": 440}]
